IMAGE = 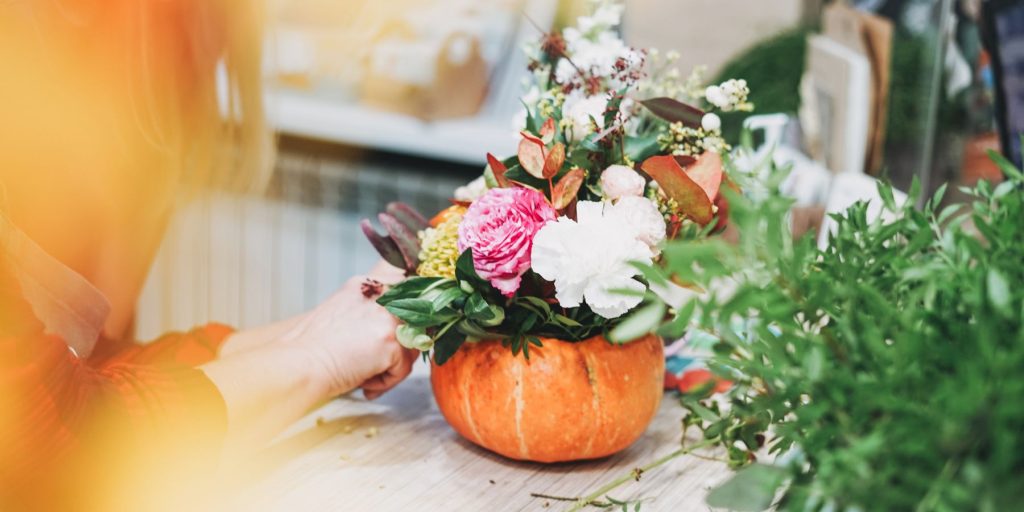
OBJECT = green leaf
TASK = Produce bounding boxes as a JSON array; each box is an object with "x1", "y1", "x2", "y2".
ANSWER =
[
  {"x1": 987, "y1": 149, "x2": 1024, "y2": 180},
  {"x1": 554, "y1": 314, "x2": 583, "y2": 327},
  {"x1": 455, "y1": 250, "x2": 490, "y2": 290},
  {"x1": 464, "y1": 293, "x2": 505, "y2": 326},
  {"x1": 706, "y1": 464, "x2": 787, "y2": 512},
  {"x1": 430, "y1": 287, "x2": 465, "y2": 313},
  {"x1": 377, "y1": 277, "x2": 447, "y2": 305},
  {"x1": 384, "y1": 299, "x2": 439, "y2": 327},
  {"x1": 877, "y1": 180, "x2": 897, "y2": 212},
  {"x1": 432, "y1": 325, "x2": 467, "y2": 365},
  {"x1": 504, "y1": 164, "x2": 548, "y2": 189},
  {"x1": 625, "y1": 133, "x2": 662, "y2": 163},
  {"x1": 609, "y1": 301, "x2": 666, "y2": 343},
  {"x1": 987, "y1": 269, "x2": 1013, "y2": 318},
  {"x1": 519, "y1": 296, "x2": 553, "y2": 317}
]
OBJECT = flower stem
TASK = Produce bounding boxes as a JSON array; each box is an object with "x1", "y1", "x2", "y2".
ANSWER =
[{"x1": 565, "y1": 438, "x2": 716, "y2": 512}]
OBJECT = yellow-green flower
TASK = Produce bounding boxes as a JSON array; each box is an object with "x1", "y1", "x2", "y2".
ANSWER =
[{"x1": 416, "y1": 207, "x2": 465, "y2": 278}]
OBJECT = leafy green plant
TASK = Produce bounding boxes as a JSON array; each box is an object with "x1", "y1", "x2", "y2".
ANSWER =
[
  {"x1": 571, "y1": 145, "x2": 1023, "y2": 511},
  {"x1": 668, "y1": 149, "x2": 1023, "y2": 510}
]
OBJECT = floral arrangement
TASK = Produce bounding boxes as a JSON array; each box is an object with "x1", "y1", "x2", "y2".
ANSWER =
[{"x1": 362, "y1": 0, "x2": 753, "y2": 364}]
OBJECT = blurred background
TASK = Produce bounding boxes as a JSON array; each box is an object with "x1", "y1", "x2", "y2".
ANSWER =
[{"x1": 136, "y1": 0, "x2": 1023, "y2": 339}]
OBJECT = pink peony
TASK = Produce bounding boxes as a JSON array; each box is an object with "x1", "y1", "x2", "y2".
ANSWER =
[{"x1": 457, "y1": 187, "x2": 557, "y2": 297}]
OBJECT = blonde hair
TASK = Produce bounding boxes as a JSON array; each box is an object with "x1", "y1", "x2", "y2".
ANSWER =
[
  {"x1": 3, "y1": 0, "x2": 273, "y2": 196},
  {"x1": 123, "y1": 0, "x2": 274, "y2": 193}
]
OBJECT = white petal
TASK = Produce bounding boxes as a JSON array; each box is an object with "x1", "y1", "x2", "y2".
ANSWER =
[{"x1": 585, "y1": 275, "x2": 645, "y2": 319}]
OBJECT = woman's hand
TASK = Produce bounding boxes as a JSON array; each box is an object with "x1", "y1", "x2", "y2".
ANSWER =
[{"x1": 279, "y1": 273, "x2": 417, "y2": 399}]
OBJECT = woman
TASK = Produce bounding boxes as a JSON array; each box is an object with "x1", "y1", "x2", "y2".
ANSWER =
[{"x1": 0, "y1": 1, "x2": 415, "y2": 510}]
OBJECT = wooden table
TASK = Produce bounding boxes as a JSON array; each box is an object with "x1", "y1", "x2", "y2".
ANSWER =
[{"x1": 221, "y1": 364, "x2": 734, "y2": 511}]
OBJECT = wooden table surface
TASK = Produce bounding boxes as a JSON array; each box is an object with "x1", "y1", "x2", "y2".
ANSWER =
[{"x1": 219, "y1": 364, "x2": 734, "y2": 512}]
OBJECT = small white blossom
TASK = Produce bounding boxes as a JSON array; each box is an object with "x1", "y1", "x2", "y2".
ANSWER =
[
  {"x1": 562, "y1": 93, "x2": 608, "y2": 141},
  {"x1": 701, "y1": 112, "x2": 722, "y2": 132},
  {"x1": 704, "y1": 79, "x2": 750, "y2": 112},
  {"x1": 600, "y1": 165, "x2": 646, "y2": 201},
  {"x1": 454, "y1": 175, "x2": 489, "y2": 202}
]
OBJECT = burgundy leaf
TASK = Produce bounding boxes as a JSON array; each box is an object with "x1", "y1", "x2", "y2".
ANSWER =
[
  {"x1": 378, "y1": 213, "x2": 420, "y2": 273},
  {"x1": 360, "y1": 219, "x2": 406, "y2": 270},
  {"x1": 386, "y1": 202, "x2": 430, "y2": 233},
  {"x1": 640, "y1": 97, "x2": 705, "y2": 128}
]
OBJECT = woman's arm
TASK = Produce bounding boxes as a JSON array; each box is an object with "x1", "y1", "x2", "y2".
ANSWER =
[
  {"x1": 202, "y1": 273, "x2": 416, "y2": 458},
  {"x1": 217, "y1": 260, "x2": 406, "y2": 357}
]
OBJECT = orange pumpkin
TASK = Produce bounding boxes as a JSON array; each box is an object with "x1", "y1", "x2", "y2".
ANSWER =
[{"x1": 431, "y1": 334, "x2": 664, "y2": 463}]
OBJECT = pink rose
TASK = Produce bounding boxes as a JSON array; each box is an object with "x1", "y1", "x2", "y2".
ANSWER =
[{"x1": 457, "y1": 188, "x2": 557, "y2": 297}]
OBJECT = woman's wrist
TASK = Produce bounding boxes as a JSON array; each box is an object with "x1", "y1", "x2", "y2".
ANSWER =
[{"x1": 218, "y1": 313, "x2": 308, "y2": 357}]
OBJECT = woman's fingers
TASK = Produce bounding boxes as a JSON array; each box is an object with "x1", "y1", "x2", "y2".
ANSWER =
[{"x1": 360, "y1": 348, "x2": 418, "y2": 399}]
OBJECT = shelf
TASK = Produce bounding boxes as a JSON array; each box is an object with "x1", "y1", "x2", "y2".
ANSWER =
[{"x1": 267, "y1": 90, "x2": 518, "y2": 166}]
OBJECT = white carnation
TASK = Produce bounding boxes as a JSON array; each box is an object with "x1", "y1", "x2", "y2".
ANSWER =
[
  {"x1": 531, "y1": 201, "x2": 655, "y2": 319},
  {"x1": 610, "y1": 196, "x2": 667, "y2": 254}
]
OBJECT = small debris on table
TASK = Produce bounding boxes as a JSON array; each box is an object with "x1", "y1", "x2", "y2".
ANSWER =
[{"x1": 365, "y1": 426, "x2": 379, "y2": 438}]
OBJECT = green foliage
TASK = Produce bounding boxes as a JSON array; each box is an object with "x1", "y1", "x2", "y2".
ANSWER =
[
  {"x1": 649, "y1": 153, "x2": 1024, "y2": 510},
  {"x1": 378, "y1": 250, "x2": 610, "y2": 365}
]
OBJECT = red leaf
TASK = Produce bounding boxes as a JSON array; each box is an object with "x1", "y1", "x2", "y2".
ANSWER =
[
  {"x1": 542, "y1": 143, "x2": 566, "y2": 179},
  {"x1": 551, "y1": 168, "x2": 585, "y2": 210},
  {"x1": 686, "y1": 151, "x2": 724, "y2": 203},
  {"x1": 486, "y1": 153, "x2": 509, "y2": 188},
  {"x1": 641, "y1": 155, "x2": 714, "y2": 226},
  {"x1": 518, "y1": 136, "x2": 547, "y2": 179},
  {"x1": 540, "y1": 118, "x2": 556, "y2": 145},
  {"x1": 640, "y1": 97, "x2": 705, "y2": 128},
  {"x1": 673, "y1": 155, "x2": 696, "y2": 168},
  {"x1": 520, "y1": 130, "x2": 544, "y2": 145}
]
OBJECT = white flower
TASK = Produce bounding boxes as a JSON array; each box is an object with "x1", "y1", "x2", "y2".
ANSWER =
[
  {"x1": 454, "y1": 175, "x2": 488, "y2": 202},
  {"x1": 562, "y1": 93, "x2": 608, "y2": 141},
  {"x1": 704, "y1": 85, "x2": 728, "y2": 109},
  {"x1": 701, "y1": 112, "x2": 722, "y2": 132},
  {"x1": 577, "y1": 2, "x2": 624, "y2": 34},
  {"x1": 600, "y1": 165, "x2": 646, "y2": 201},
  {"x1": 610, "y1": 196, "x2": 666, "y2": 254},
  {"x1": 531, "y1": 201, "x2": 655, "y2": 319},
  {"x1": 705, "y1": 79, "x2": 750, "y2": 112}
]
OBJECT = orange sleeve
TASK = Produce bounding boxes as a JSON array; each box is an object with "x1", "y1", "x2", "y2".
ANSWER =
[
  {"x1": 0, "y1": 270, "x2": 228, "y2": 510},
  {"x1": 90, "y1": 323, "x2": 235, "y2": 367}
]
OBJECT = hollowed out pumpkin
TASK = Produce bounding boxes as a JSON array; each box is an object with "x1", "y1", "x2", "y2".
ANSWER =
[{"x1": 430, "y1": 334, "x2": 664, "y2": 463}]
